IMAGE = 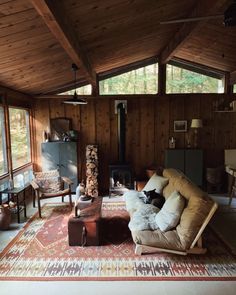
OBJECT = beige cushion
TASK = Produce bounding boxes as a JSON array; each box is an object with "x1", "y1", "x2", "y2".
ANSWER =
[
  {"x1": 155, "y1": 190, "x2": 185, "y2": 232},
  {"x1": 162, "y1": 168, "x2": 215, "y2": 249},
  {"x1": 132, "y1": 229, "x2": 183, "y2": 251},
  {"x1": 142, "y1": 173, "x2": 168, "y2": 194}
]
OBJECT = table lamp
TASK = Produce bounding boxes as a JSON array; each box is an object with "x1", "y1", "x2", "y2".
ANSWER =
[{"x1": 191, "y1": 119, "x2": 203, "y2": 148}]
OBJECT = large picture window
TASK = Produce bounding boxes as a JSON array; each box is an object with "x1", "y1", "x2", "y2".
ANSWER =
[
  {"x1": 0, "y1": 106, "x2": 8, "y2": 176},
  {"x1": 99, "y1": 63, "x2": 158, "y2": 95},
  {"x1": 9, "y1": 108, "x2": 31, "y2": 169}
]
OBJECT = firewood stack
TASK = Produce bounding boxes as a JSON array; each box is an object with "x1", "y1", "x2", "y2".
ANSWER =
[{"x1": 86, "y1": 144, "x2": 98, "y2": 197}]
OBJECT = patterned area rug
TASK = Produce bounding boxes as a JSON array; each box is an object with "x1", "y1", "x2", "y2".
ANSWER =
[{"x1": 0, "y1": 201, "x2": 236, "y2": 281}]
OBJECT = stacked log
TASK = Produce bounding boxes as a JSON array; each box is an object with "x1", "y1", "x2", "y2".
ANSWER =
[{"x1": 86, "y1": 144, "x2": 98, "y2": 197}]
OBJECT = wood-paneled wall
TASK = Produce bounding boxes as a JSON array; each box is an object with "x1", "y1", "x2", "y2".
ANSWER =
[{"x1": 33, "y1": 94, "x2": 236, "y2": 194}]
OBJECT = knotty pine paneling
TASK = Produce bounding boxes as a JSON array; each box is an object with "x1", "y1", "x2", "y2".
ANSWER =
[
  {"x1": 33, "y1": 99, "x2": 50, "y2": 171},
  {"x1": 33, "y1": 94, "x2": 236, "y2": 194},
  {"x1": 155, "y1": 96, "x2": 170, "y2": 167}
]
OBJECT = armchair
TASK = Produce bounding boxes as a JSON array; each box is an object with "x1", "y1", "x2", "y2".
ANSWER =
[{"x1": 31, "y1": 170, "x2": 73, "y2": 218}]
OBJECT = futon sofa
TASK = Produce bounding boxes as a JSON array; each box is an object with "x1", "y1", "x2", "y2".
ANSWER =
[{"x1": 124, "y1": 168, "x2": 218, "y2": 255}]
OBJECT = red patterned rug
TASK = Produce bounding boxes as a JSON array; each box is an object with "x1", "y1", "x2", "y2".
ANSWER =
[{"x1": 0, "y1": 201, "x2": 236, "y2": 281}]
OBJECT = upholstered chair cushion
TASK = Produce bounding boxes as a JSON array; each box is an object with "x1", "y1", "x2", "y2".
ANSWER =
[{"x1": 34, "y1": 170, "x2": 63, "y2": 193}]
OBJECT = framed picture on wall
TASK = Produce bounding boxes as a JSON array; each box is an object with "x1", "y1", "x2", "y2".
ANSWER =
[{"x1": 174, "y1": 120, "x2": 187, "y2": 132}]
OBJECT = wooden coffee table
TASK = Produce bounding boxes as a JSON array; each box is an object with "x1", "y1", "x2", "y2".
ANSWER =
[{"x1": 68, "y1": 197, "x2": 102, "y2": 246}]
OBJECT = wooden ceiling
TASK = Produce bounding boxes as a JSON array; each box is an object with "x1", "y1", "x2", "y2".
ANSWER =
[{"x1": 0, "y1": 0, "x2": 235, "y2": 95}]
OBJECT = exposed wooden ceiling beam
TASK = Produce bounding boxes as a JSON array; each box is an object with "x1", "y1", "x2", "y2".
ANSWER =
[
  {"x1": 30, "y1": 0, "x2": 97, "y2": 87},
  {"x1": 159, "y1": 0, "x2": 230, "y2": 64}
]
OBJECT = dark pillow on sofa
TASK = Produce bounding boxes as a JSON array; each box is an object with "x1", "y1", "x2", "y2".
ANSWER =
[{"x1": 143, "y1": 189, "x2": 165, "y2": 209}]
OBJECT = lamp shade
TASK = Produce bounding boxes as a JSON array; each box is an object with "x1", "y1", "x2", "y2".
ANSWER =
[
  {"x1": 191, "y1": 119, "x2": 203, "y2": 128},
  {"x1": 62, "y1": 63, "x2": 88, "y2": 106},
  {"x1": 63, "y1": 92, "x2": 87, "y2": 105}
]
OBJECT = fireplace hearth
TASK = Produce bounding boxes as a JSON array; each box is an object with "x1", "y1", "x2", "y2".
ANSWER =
[{"x1": 109, "y1": 164, "x2": 133, "y2": 197}]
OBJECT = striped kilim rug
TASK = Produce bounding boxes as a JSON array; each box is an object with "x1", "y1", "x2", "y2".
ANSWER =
[{"x1": 0, "y1": 200, "x2": 236, "y2": 281}]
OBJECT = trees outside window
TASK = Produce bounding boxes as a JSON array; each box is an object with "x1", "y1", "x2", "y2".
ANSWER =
[
  {"x1": 59, "y1": 84, "x2": 92, "y2": 95},
  {"x1": 99, "y1": 63, "x2": 158, "y2": 95},
  {"x1": 9, "y1": 108, "x2": 31, "y2": 169},
  {"x1": 166, "y1": 64, "x2": 224, "y2": 94}
]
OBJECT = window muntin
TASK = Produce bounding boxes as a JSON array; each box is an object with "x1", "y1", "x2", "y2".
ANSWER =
[
  {"x1": 9, "y1": 108, "x2": 31, "y2": 169},
  {"x1": 166, "y1": 64, "x2": 224, "y2": 94},
  {"x1": 99, "y1": 63, "x2": 158, "y2": 95},
  {"x1": 0, "y1": 106, "x2": 8, "y2": 176}
]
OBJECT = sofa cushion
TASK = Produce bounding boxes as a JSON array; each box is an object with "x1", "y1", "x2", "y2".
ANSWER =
[
  {"x1": 132, "y1": 228, "x2": 184, "y2": 251},
  {"x1": 162, "y1": 168, "x2": 216, "y2": 249},
  {"x1": 155, "y1": 190, "x2": 185, "y2": 232},
  {"x1": 142, "y1": 173, "x2": 168, "y2": 194}
]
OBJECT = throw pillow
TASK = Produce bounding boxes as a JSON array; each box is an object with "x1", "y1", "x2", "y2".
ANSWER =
[
  {"x1": 142, "y1": 173, "x2": 168, "y2": 194},
  {"x1": 155, "y1": 190, "x2": 185, "y2": 232}
]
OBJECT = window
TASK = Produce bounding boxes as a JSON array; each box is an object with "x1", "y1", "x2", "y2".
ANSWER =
[
  {"x1": 59, "y1": 84, "x2": 92, "y2": 95},
  {"x1": 0, "y1": 107, "x2": 8, "y2": 176},
  {"x1": 13, "y1": 168, "x2": 33, "y2": 188},
  {"x1": 99, "y1": 63, "x2": 158, "y2": 95},
  {"x1": 234, "y1": 85, "x2": 236, "y2": 93},
  {"x1": 9, "y1": 108, "x2": 31, "y2": 169},
  {"x1": 166, "y1": 64, "x2": 224, "y2": 94}
]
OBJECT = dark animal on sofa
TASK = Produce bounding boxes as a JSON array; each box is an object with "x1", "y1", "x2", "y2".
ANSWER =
[{"x1": 142, "y1": 189, "x2": 165, "y2": 209}]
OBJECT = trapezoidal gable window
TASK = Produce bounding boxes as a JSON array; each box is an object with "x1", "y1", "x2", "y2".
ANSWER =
[
  {"x1": 59, "y1": 84, "x2": 92, "y2": 95},
  {"x1": 99, "y1": 63, "x2": 158, "y2": 95},
  {"x1": 9, "y1": 107, "x2": 31, "y2": 169},
  {"x1": 166, "y1": 64, "x2": 224, "y2": 94}
]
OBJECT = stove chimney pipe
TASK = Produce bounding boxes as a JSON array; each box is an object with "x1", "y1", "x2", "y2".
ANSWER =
[{"x1": 117, "y1": 102, "x2": 126, "y2": 163}]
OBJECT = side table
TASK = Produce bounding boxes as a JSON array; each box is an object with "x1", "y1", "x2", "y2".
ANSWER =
[
  {"x1": 0, "y1": 184, "x2": 30, "y2": 223},
  {"x1": 68, "y1": 197, "x2": 102, "y2": 246}
]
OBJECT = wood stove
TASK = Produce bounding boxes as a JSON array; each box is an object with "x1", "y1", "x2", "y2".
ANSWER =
[{"x1": 109, "y1": 102, "x2": 133, "y2": 196}]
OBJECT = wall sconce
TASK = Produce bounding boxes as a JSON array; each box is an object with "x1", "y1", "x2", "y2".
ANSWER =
[{"x1": 191, "y1": 119, "x2": 203, "y2": 148}]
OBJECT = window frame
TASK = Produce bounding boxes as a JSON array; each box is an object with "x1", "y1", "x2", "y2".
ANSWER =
[
  {"x1": 99, "y1": 58, "x2": 159, "y2": 95},
  {"x1": 0, "y1": 102, "x2": 33, "y2": 187},
  {"x1": 8, "y1": 106, "x2": 32, "y2": 170},
  {"x1": 166, "y1": 59, "x2": 225, "y2": 94}
]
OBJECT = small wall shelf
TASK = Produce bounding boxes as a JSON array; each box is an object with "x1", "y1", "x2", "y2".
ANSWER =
[{"x1": 214, "y1": 110, "x2": 236, "y2": 113}]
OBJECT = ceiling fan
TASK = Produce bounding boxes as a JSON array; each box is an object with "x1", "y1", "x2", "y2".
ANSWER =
[{"x1": 160, "y1": 0, "x2": 236, "y2": 26}]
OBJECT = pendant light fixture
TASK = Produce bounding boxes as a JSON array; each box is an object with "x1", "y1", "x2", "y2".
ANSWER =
[{"x1": 63, "y1": 63, "x2": 87, "y2": 105}]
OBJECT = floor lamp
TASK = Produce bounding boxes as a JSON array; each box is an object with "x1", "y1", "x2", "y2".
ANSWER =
[{"x1": 191, "y1": 119, "x2": 203, "y2": 148}]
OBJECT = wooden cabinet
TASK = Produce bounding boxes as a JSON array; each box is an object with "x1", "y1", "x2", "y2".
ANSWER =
[
  {"x1": 41, "y1": 142, "x2": 78, "y2": 192},
  {"x1": 165, "y1": 149, "x2": 203, "y2": 186}
]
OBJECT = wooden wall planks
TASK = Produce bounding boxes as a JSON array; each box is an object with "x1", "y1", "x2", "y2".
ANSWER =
[{"x1": 33, "y1": 94, "x2": 236, "y2": 194}]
